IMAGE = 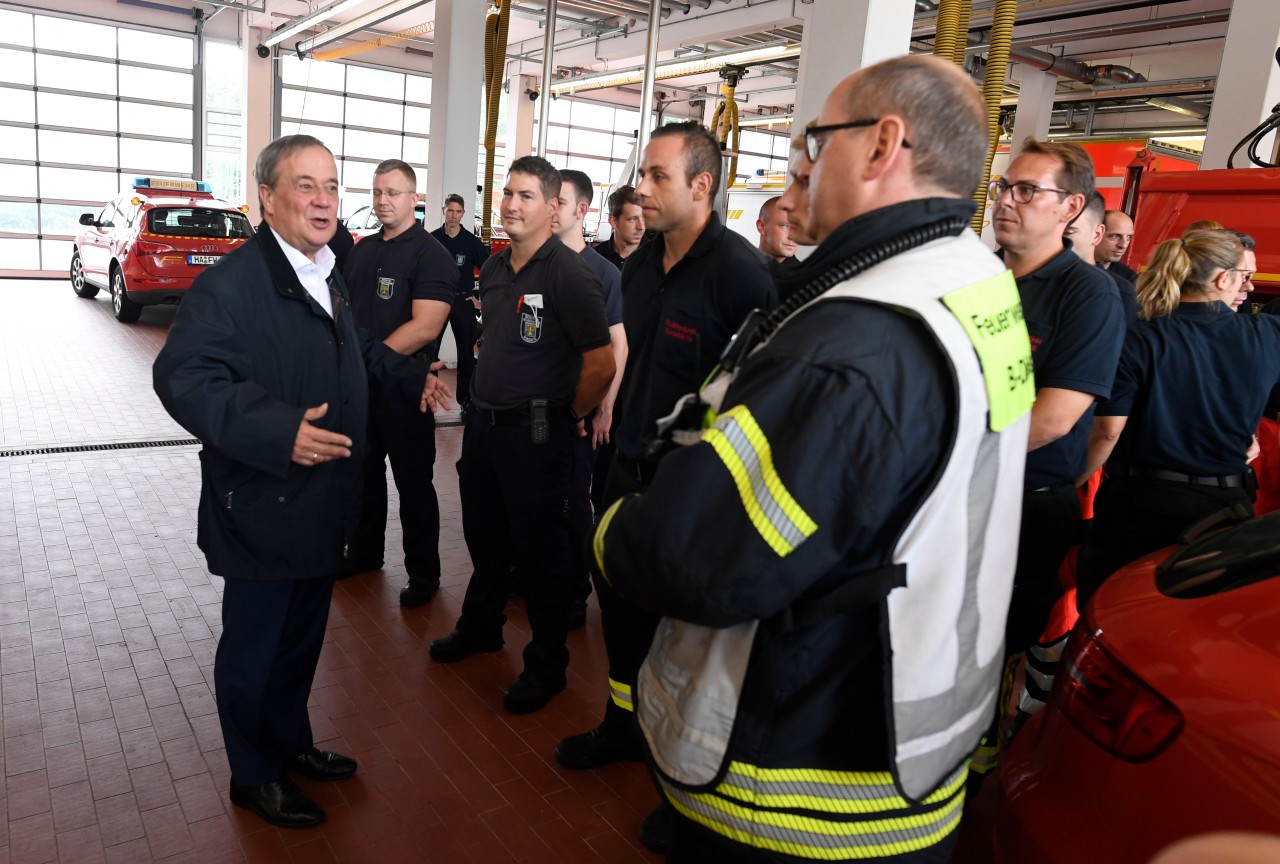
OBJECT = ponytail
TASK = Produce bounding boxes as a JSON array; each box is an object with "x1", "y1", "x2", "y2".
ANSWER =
[
  {"x1": 1136, "y1": 238, "x2": 1189, "y2": 320},
  {"x1": 1136, "y1": 229, "x2": 1244, "y2": 319}
]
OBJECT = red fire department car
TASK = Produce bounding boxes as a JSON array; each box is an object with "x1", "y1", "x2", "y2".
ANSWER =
[{"x1": 71, "y1": 177, "x2": 253, "y2": 323}]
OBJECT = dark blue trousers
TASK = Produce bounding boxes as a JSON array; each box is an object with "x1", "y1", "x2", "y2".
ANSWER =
[{"x1": 216, "y1": 577, "x2": 334, "y2": 785}]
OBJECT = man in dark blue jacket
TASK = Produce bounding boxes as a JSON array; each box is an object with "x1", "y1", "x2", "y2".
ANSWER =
[{"x1": 153, "y1": 135, "x2": 449, "y2": 830}]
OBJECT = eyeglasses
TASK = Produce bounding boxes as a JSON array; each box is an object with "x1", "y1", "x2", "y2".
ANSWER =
[
  {"x1": 803, "y1": 119, "x2": 912, "y2": 162},
  {"x1": 988, "y1": 178, "x2": 1071, "y2": 204},
  {"x1": 372, "y1": 189, "x2": 414, "y2": 200},
  {"x1": 287, "y1": 180, "x2": 340, "y2": 198}
]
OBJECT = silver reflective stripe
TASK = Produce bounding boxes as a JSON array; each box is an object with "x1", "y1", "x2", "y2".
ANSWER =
[
  {"x1": 658, "y1": 763, "x2": 967, "y2": 860},
  {"x1": 713, "y1": 414, "x2": 812, "y2": 552}
]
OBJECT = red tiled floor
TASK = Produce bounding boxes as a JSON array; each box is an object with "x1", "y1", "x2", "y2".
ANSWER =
[{"x1": 0, "y1": 281, "x2": 664, "y2": 861}]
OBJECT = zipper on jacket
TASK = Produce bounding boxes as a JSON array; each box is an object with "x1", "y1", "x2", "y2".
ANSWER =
[{"x1": 225, "y1": 491, "x2": 233, "y2": 509}]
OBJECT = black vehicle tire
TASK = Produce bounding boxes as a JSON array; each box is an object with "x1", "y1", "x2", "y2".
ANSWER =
[
  {"x1": 71, "y1": 249, "x2": 99, "y2": 298},
  {"x1": 111, "y1": 266, "x2": 143, "y2": 323}
]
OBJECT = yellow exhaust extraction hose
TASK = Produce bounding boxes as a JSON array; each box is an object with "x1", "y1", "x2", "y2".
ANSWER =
[
  {"x1": 972, "y1": 0, "x2": 1017, "y2": 235},
  {"x1": 710, "y1": 82, "x2": 740, "y2": 186},
  {"x1": 482, "y1": 0, "x2": 511, "y2": 243},
  {"x1": 931, "y1": 0, "x2": 962, "y2": 63},
  {"x1": 949, "y1": 0, "x2": 973, "y2": 67}
]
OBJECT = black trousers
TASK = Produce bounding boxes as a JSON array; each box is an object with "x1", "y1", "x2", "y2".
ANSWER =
[
  {"x1": 1005, "y1": 485, "x2": 1081, "y2": 655},
  {"x1": 351, "y1": 387, "x2": 440, "y2": 583},
  {"x1": 1076, "y1": 475, "x2": 1252, "y2": 609},
  {"x1": 593, "y1": 453, "x2": 660, "y2": 724},
  {"x1": 568, "y1": 431, "x2": 596, "y2": 603},
  {"x1": 216, "y1": 577, "x2": 333, "y2": 785},
  {"x1": 457, "y1": 409, "x2": 579, "y2": 680},
  {"x1": 449, "y1": 296, "x2": 478, "y2": 405}
]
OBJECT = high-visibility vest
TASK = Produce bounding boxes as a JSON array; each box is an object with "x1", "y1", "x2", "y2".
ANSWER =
[{"x1": 637, "y1": 232, "x2": 1033, "y2": 855}]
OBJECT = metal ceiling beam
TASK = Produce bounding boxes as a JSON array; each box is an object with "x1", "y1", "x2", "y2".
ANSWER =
[
  {"x1": 964, "y1": 8, "x2": 1231, "y2": 54},
  {"x1": 198, "y1": 0, "x2": 268, "y2": 10}
]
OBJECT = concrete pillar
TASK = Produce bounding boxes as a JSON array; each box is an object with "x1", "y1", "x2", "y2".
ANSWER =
[
  {"x1": 426, "y1": 0, "x2": 486, "y2": 227},
  {"x1": 242, "y1": 21, "x2": 274, "y2": 225},
  {"x1": 792, "y1": 0, "x2": 913, "y2": 128},
  {"x1": 1008, "y1": 65, "x2": 1056, "y2": 156},
  {"x1": 508, "y1": 74, "x2": 538, "y2": 160},
  {"x1": 1201, "y1": 0, "x2": 1280, "y2": 170}
]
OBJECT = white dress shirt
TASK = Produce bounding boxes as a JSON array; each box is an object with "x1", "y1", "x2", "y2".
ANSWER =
[{"x1": 270, "y1": 227, "x2": 336, "y2": 318}]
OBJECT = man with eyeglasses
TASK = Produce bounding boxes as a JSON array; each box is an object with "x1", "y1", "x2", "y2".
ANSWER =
[
  {"x1": 342, "y1": 159, "x2": 456, "y2": 606},
  {"x1": 972, "y1": 140, "x2": 1126, "y2": 776},
  {"x1": 154, "y1": 135, "x2": 451, "y2": 829},
  {"x1": 585, "y1": 56, "x2": 1033, "y2": 861}
]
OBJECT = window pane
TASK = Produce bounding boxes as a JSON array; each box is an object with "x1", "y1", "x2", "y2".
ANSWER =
[
  {"x1": 205, "y1": 41, "x2": 243, "y2": 110},
  {"x1": 404, "y1": 105, "x2": 430, "y2": 133},
  {"x1": 0, "y1": 127, "x2": 36, "y2": 160},
  {"x1": 2, "y1": 87, "x2": 35, "y2": 123},
  {"x1": 40, "y1": 167, "x2": 123, "y2": 202},
  {"x1": 147, "y1": 207, "x2": 252, "y2": 239},
  {"x1": 35, "y1": 15, "x2": 115, "y2": 59},
  {"x1": 405, "y1": 74, "x2": 431, "y2": 104},
  {"x1": 39, "y1": 92, "x2": 117, "y2": 132},
  {"x1": 403, "y1": 136, "x2": 429, "y2": 165},
  {"x1": 119, "y1": 138, "x2": 192, "y2": 174},
  {"x1": 566, "y1": 156, "x2": 617, "y2": 185},
  {"x1": 120, "y1": 102, "x2": 191, "y2": 135},
  {"x1": 569, "y1": 100, "x2": 616, "y2": 130},
  {"x1": 0, "y1": 164, "x2": 37, "y2": 197},
  {"x1": 545, "y1": 125, "x2": 569, "y2": 154},
  {"x1": 0, "y1": 238, "x2": 40, "y2": 269},
  {"x1": 281, "y1": 88, "x2": 344, "y2": 123},
  {"x1": 41, "y1": 203, "x2": 98, "y2": 235},
  {"x1": 281, "y1": 56, "x2": 345, "y2": 90},
  {"x1": 42, "y1": 239, "x2": 73, "y2": 268},
  {"x1": 612, "y1": 108, "x2": 640, "y2": 135},
  {"x1": 204, "y1": 150, "x2": 243, "y2": 207},
  {"x1": 118, "y1": 30, "x2": 192, "y2": 69},
  {"x1": 345, "y1": 64, "x2": 403, "y2": 99},
  {"x1": 0, "y1": 202, "x2": 39, "y2": 233},
  {"x1": 281, "y1": 122, "x2": 342, "y2": 151},
  {"x1": 342, "y1": 159, "x2": 376, "y2": 190},
  {"x1": 343, "y1": 128, "x2": 401, "y2": 160},
  {"x1": 0, "y1": 49, "x2": 33, "y2": 85},
  {"x1": 564, "y1": 128, "x2": 616, "y2": 159},
  {"x1": 548, "y1": 98, "x2": 571, "y2": 124},
  {"x1": 40, "y1": 130, "x2": 116, "y2": 167},
  {"x1": 36, "y1": 55, "x2": 116, "y2": 96},
  {"x1": 346, "y1": 96, "x2": 402, "y2": 129},
  {"x1": 0, "y1": 10, "x2": 33, "y2": 46},
  {"x1": 119, "y1": 66, "x2": 192, "y2": 102}
]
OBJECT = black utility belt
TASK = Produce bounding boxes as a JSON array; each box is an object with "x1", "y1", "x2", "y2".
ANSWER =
[
  {"x1": 473, "y1": 400, "x2": 568, "y2": 444},
  {"x1": 1122, "y1": 465, "x2": 1250, "y2": 489}
]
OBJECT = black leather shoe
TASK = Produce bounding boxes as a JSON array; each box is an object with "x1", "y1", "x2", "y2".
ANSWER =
[
  {"x1": 337, "y1": 558, "x2": 383, "y2": 580},
  {"x1": 503, "y1": 674, "x2": 566, "y2": 714},
  {"x1": 429, "y1": 630, "x2": 503, "y2": 663},
  {"x1": 399, "y1": 578, "x2": 440, "y2": 607},
  {"x1": 555, "y1": 721, "x2": 643, "y2": 769},
  {"x1": 639, "y1": 803, "x2": 673, "y2": 854},
  {"x1": 229, "y1": 778, "x2": 325, "y2": 828},
  {"x1": 285, "y1": 747, "x2": 358, "y2": 781}
]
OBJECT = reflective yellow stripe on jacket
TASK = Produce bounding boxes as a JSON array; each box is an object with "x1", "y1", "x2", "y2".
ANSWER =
[
  {"x1": 660, "y1": 762, "x2": 967, "y2": 860},
  {"x1": 702, "y1": 405, "x2": 817, "y2": 557}
]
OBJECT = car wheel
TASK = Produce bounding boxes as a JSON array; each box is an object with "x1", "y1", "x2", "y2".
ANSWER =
[
  {"x1": 111, "y1": 267, "x2": 143, "y2": 323},
  {"x1": 70, "y1": 250, "x2": 99, "y2": 298}
]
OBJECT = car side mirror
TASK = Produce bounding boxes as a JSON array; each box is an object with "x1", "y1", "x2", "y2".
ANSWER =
[{"x1": 79, "y1": 213, "x2": 96, "y2": 226}]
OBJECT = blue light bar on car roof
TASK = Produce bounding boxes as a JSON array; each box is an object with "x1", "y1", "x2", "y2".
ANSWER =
[{"x1": 132, "y1": 177, "x2": 213, "y2": 193}]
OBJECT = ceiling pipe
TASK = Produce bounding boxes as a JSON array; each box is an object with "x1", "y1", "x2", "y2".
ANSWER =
[
  {"x1": 1008, "y1": 43, "x2": 1210, "y2": 120},
  {"x1": 964, "y1": 9, "x2": 1232, "y2": 55}
]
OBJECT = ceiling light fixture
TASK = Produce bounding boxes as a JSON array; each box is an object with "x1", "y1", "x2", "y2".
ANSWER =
[
  {"x1": 549, "y1": 42, "x2": 801, "y2": 96},
  {"x1": 738, "y1": 114, "x2": 793, "y2": 128},
  {"x1": 295, "y1": 0, "x2": 430, "y2": 53},
  {"x1": 263, "y1": 0, "x2": 367, "y2": 48}
]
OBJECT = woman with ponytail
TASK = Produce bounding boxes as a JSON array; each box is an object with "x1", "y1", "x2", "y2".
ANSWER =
[{"x1": 1075, "y1": 229, "x2": 1280, "y2": 606}]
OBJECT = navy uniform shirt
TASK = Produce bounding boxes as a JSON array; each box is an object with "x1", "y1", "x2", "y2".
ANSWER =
[
  {"x1": 1099, "y1": 262, "x2": 1138, "y2": 326},
  {"x1": 471, "y1": 236, "x2": 610, "y2": 411},
  {"x1": 1011, "y1": 242, "x2": 1126, "y2": 490},
  {"x1": 579, "y1": 243, "x2": 623, "y2": 327},
  {"x1": 430, "y1": 225, "x2": 490, "y2": 296},
  {"x1": 1100, "y1": 301, "x2": 1280, "y2": 475},
  {"x1": 1108, "y1": 260, "x2": 1138, "y2": 283},
  {"x1": 615, "y1": 212, "x2": 776, "y2": 461},
  {"x1": 344, "y1": 222, "x2": 456, "y2": 351}
]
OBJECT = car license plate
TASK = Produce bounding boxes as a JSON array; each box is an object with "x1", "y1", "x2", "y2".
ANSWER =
[{"x1": 187, "y1": 254, "x2": 219, "y2": 265}]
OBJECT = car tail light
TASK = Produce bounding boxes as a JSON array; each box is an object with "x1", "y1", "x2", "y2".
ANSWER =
[
  {"x1": 1050, "y1": 623, "x2": 1183, "y2": 762},
  {"x1": 134, "y1": 240, "x2": 176, "y2": 255}
]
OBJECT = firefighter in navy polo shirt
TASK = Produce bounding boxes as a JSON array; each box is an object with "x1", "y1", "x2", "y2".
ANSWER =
[
  {"x1": 342, "y1": 159, "x2": 456, "y2": 606},
  {"x1": 431, "y1": 193, "x2": 491, "y2": 407},
  {"x1": 428, "y1": 156, "x2": 615, "y2": 715}
]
